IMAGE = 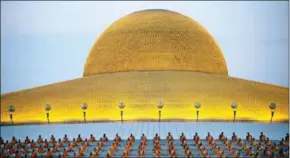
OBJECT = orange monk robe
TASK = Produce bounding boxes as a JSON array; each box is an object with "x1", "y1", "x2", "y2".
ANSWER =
[
  {"x1": 37, "y1": 138, "x2": 44, "y2": 144},
  {"x1": 11, "y1": 139, "x2": 17, "y2": 145},
  {"x1": 17, "y1": 142, "x2": 23, "y2": 149},
  {"x1": 50, "y1": 137, "x2": 56, "y2": 144},
  {"x1": 25, "y1": 138, "x2": 31, "y2": 144},
  {"x1": 90, "y1": 136, "x2": 96, "y2": 142},
  {"x1": 16, "y1": 152, "x2": 22, "y2": 158},
  {"x1": 58, "y1": 141, "x2": 64, "y2": 147},
  {"x1": 46, "y1": 151, "x2": 54, "y2": 158},
  {"x1": 31, "y1": 151, "x2": 38, "y2": 158},
  {"x1": 67, "y1": 145, "x2": 74, "y2": 152},
  {"x1": 53, "y1": 146, "x2": 59, "y2": 152},
  {"x1": 63, "y1": 137, "x2": 69, "y2": 143},
  {"x1": 38, "y1": 146, "x2": 45, "y2": 153},
  {"x1": 23, "y1": 147, "x2": 29, "y2": 153},
  {"x1": 30, "y1": 142, "x2": 36, "y2": 149},
  {"x1": 77, "y1": 137, "x2": 83, "y2": 143}
]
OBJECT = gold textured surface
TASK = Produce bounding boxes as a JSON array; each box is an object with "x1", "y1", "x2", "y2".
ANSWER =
[
  {"x1": 83, "y1": 9, "x2": 228, "y2": 77},
  {"x1": 1, "y1": 71, "x2": 288, "y2": 124}
]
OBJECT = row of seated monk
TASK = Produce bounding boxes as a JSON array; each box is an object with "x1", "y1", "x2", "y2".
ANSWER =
[{"x1": 0, "y1": 132, "x2": 289, "y2": 158}]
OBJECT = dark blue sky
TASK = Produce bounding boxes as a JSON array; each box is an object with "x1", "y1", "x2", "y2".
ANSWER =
[{"x1": 1, "y1": 1, "x2": 288, "y2": 94}]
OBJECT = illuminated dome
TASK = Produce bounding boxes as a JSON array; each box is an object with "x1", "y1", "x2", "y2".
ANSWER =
[{"x1": 83, "y1": 9, "x2": 228, "y2": 77}]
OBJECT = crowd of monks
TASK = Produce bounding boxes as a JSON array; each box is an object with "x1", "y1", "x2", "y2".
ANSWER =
[{"x1": 0, "y1": 132, "x2": 288, "y2": 158}]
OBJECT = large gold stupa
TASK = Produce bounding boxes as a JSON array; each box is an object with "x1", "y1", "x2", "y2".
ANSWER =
[{"x1": 1, "y1": 9, "x2": 288, "y2": 124}]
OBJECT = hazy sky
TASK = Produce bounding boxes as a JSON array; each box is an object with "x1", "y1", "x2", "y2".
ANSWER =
[{"x1": 1, "y1": 1, "x2": 288, "y2": 94}]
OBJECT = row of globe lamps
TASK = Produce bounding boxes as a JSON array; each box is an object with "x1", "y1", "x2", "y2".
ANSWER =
[{"x1": 7, "y1": 102, "x2": 277, "y2": 124}]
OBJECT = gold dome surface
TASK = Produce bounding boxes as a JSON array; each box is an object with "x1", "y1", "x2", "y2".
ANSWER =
[
  {"x1": 83, "y1": 9, "x2": 228, "y2": 77},
  {"x1": 1, "y1": 71, "x2": 288, "y2": 124}
]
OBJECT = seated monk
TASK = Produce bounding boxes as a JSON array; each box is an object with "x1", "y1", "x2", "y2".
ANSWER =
[
  {"x1": 141, "y1": 133, "x2": 147, "y2": 141},
  {"x1": 1, "y1": 150, "x2": 7, "y2": 158},
  {"x1": 77, "y1": 134, "x2": 83, "y2": 143},
  {"x1": 242, "y1": 143, "x2": 248, "y2": 151},
  {"x1": 184, "y1": 148, "x2": 192, "y2": 157},
  {"x1": 24, "y1": 136, "x2": 31, "y2": 144},
  {"x1": 193, "y1": 133, "x2": 200, "y2": 142},
  {"x1": 153, "y1": 148, "x2": 161, "y2": 157},
  {"x1": 62, "y1": 149, "x2": 69, "y2": 158},
  {"x1": 63, "y1": 134, "x2": 69, "y2": 143},
  {"x1": 9, "y1": 146, "x2": 16, "y2": 154},
  {"x1": 114, "y1": 134, "x2": 121, "y2": 142},
  {"x1": 50, "y1": 135, "x2": 56, "y2": 144},
  {"x1": 247, "y1": 147, "x2": 253, "y2": 156},
  {"x1": 180, "y1": 133, "x2": 186, "y2": 142},
  {"x1": 4, "y1": 141, "x2": 10, "y2": 150},
  {"x1": 11, "y1": 136, "x2": 17, "y2": 144},
  {"x1": 67, "y1": 143, "x2": 74, "y2": 152},
  {"x1": 232, "y1": 132, "x2": 238, "y2": 142},
  {"x1": 23, "y1": 146, "x2": 29, "y2": 154},
  {"x1": 46, "y1": 148, "x2": 54, "y2": 158},
  {"x1": 79, "y1": 146, "x2": 85, "y2": 156},
  {"x1": 237, "y1": 138, "x2": 243, "y2": 146},
  {"x1": 52, "y1": 144, "x2": 59, "y2": 152},
  {"x1": 246, "y1": 132, "x2": 253, "y2": 142},
  {"x1": 38, "y1": 145, "x2": 45, "y2": 153},
  {"x1": 170, "y1": 148, "x2": 177, "y2": 157},
  {"x1": 137, "y1": 149, "x2": 145, "y2": 157},
  {"x1": 30, "y1": 140, "x2": 36, "y2": 149},
  {"x1": 285, "y1": 133, "x2": 289, "y2": 142},
  {"x1": 201, "y1": 147, "x2": 207, "y2": 156},
  {"x1": 129, "y1": 133, "x2": 135, "y2": 142},
  {"x1": 31, "y1": 149, "x2": 38, "y2": 158},
  {"x1": 263, "y1": 147, "x2": 271, "y2": 156},
  {"x1": 220, "y1": 151, "x2": 226, "y2": 158},
  {"x1": 167, "y1": 132, "x2": 173, "y2": 141},
  {"x1": 206, "y1": 132, "x2": 213, "y2": 142},
  {"x1": 223, "y1": 138, "x2": 229, "y2": 147},
  {"x1": 209, "y1": 138, "x2": 216, "y2": 146},
  {"x1": 154, "y1": 133, "x2": 160, "y2": 141},
  {"x1": 107, "y1": 151, "x2": 113, "y2": 158},
  {"x1": 251, "y1": 138, "x2": 257, "y2": 146},
  {"x1": 227, "y1": 143, "x2": 233, "y2": 151},
  {"x1": 257, "y1": 143, "x2": 263, "y2": 151},
  {"x1": 279, "y1": 138, "x2": 286, "y2": 147},
  {"x1": 17, "y1": 140, "x2": 24, "y2": 149},
  {"x1": 15, "y1": 150, "x2": 22, "y2": 158},
  {"x1": 103, "y1": 134, "x2": 108, "y2": 142},
  {"x1": 265, "y1": 138, "x2": 271, "y2": 146},
  {"x1": 89, "y1": 134, "x2": 96, "y2": 142},
  {"x1": 260, "y1": 132, "x2": 266, "y2": 142},
  {"x1": 232, "y1": 148, "x2": 238, "y2": 157},
  {"x1": 272, "y1": 143, "x2": 279, "y2": 152},
  {"x1": 37, "y1": 135, "x2": 44, "y2": 144},
  {"x1": 84, "y1": 139, "x2": 90, "y2": 147},
  {"x1": 98, "y1": 139, "x2": 104, "y2": 148},
  {"x1": 72, "y1": 138, "x2": 78, "y2": 147},
  {"x1": 58, "y1": 139, "x2": 64, "y2": 147},
  {"x1": 219, "y1": 132, "x2": 226, "y2": 141},
  {"x1": 44, "y1": 139, "x2": 49, "y2": 148},
  {"x1": 0, "y1": 137, "x2": 4, "y2": 144}
]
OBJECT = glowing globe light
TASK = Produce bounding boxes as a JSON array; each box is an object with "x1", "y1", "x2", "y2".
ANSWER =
[
  {"x1": 231, "y1": 102, "x2": 238, "y2": 110},
  {"x1": 45, "y1": 104, "x2": 51, "y2": 112},
  {"x1": 81, "y1": 103, "x2": 88, "y2": 110},
  {"x1": 157, "y1": 102, "x2": 164, "y2": 109},
  {"x1": 8, "y1": 105, "x2": 15, "y2": 113},
  {"x1": 194, "y1": 102, "x2": 201, "y2": 109},
  {"x1": 269, "y1": 103, "x2": 276, "y2": 110},
  {"x1": 119, "y1": 102, "x2": 125, "y2": 109}
]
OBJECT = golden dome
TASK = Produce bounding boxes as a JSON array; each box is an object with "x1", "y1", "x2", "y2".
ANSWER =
[{"x1": 83, "y1": 9, "x2": 228, "y2": 77}]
